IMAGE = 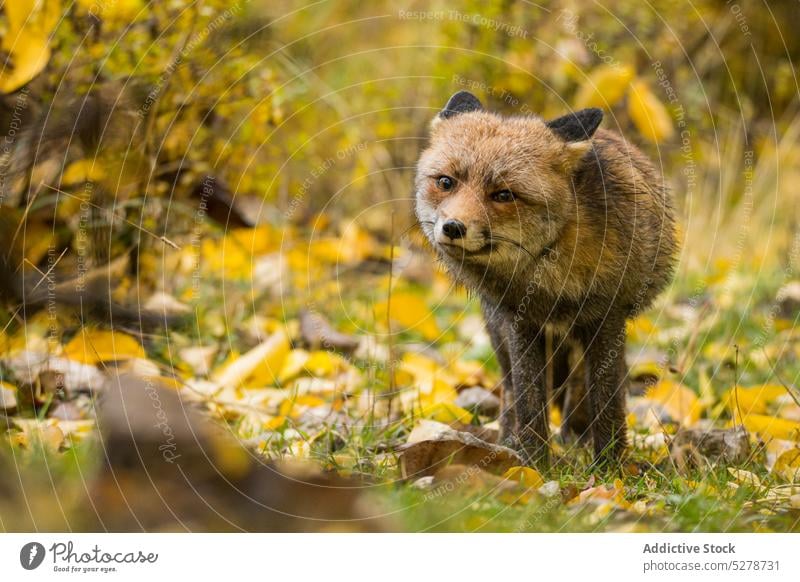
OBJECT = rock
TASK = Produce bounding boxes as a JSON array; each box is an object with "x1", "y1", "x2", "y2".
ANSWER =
[
  {"x1": 455, "y1": 387, "x2": 501, "y2": 417},
  {"x1": 397, "y1": 420, "x2": 524, "y2": 479},
  {"x1": 669, "y1": 426, "x2": 751, "y2": 468}
]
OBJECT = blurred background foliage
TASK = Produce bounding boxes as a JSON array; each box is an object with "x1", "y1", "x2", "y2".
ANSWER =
[{"x1": 0, "y1": 0, "x2": 798, "y2": 276}]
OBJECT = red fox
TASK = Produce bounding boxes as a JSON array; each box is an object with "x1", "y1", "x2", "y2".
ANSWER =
[{"x1": 415, "y1": 91, "x2": 677, "y2": 467}]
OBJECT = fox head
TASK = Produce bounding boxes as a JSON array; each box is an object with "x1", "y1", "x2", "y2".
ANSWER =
[{"x1": 415, "y1": 90, "x2": 602, "y2": 272}]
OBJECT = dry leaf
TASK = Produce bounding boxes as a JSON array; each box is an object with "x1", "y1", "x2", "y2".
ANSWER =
[
  {"x1": 375, "y1": 292, "x2": 441, "y2": 341},
  {"x1": 398, "y1": 420, "x2": 523, "y2": 478},
  {"x1": 502, "y1": 466, "x2": 544, "y2": 489},
  {"x1": 773, "y1": 448, "x2": 800, "y2": 482},
  {"x1": 740, "y1": 414, "x2": 800, "y2": 442},
  {"x1": 728, "y1": 468, "x2": 763, "y2": 488},
  {"x1": 63, "y1": 329, "x2": 146, "y2": 364},
  {"x1": 627, "y1": 80, "x2": 674, "y2": 142},
  {"x1": 645, "y1": 380, "x2": 703, "y2": 426},
  {"x1": 212, "y1": 328, "x2": 290, "y2": 388},
  {"x1": 0, "y1": 0, "x2": 60, "y2": 93},
  {"x1": 574, "y1": 64, "x2": 635, "y2": 108}
]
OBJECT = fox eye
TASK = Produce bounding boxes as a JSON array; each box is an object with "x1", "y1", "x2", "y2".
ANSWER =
[
  {"x1": 491, "y1": 189, "x2": 515, "y2": 203},
  {"x1": 436, "y1": 176, "x2": 454, "y2": 191}
]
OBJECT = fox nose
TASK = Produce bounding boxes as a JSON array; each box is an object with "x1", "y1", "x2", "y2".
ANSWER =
[{"x1": 442, "y1": 219, "x2": 467, "y2": 240}]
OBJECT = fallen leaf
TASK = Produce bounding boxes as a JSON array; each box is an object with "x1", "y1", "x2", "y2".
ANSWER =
[
  {"x1": 726, "y1": 384, "x2": 788, "y2": 416},
  {"x1": 740, "y1": 414, "x2": 800, "y2": 442},
  {"x1": 212, "y1": 328, "x2": 290, "y2": 388},
  {"x1": 773, "y1": 448, "x2": 800, "y2": 482},
  {"x1": 627, "y1": 80, "x2": 674, "y2": 142},
  {"x1": 419, "y1": 401, "x2": 473, "y2": 424},
  {"x1": 375, "y1": 292, "x2": 441, "y2": 341},
  {"x1": 179, "y1": 345, "x2": 219, "y2": 377},
  {"x1": 63, "y1": 329, "x2": 146, "y2": 364},
  {"x1": 398, "y1": 420, "x2": 523, "y2": 478},
  {"x1": 502, "y1": 466, "x2": 544, "y2": 490},
  {"x1": 0, "y1": 0, "x2": 60, "y2": 93},
  {"x1": 575, "y1": 64, "x2": 635, "y2": 108},
  {"x1": 728, "y1": 468, "x2": 763, "y2": 488},
  {"x1": 645, "y1": 380, "x2": 703, "y2": 426}
]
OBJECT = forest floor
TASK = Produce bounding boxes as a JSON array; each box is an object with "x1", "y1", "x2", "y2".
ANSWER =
[{"x1": 2, "y1": 222, "x2": 800, "y2": 532}]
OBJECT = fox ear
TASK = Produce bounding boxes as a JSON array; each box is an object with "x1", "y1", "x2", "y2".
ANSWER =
[
  {"x1": 547, "y1": 108, "x2": 602, "y2": 171},
  {"x1": 439, "y1": 90, "x2": 483, "y2": 120},
  {"x1": 546, "y1": 108, "x2": 603, "y2": 142}
]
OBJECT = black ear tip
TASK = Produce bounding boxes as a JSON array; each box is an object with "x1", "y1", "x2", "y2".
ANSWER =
[
  {"x1": 586, "y1": 108, "x2": 603, "y2": 122},
  {"x1": 440, "y1": 90, "x2": 483, "y2": 119},
  {"x1": 586, "y1": 108, "x2": 604, "y2": 127},
  {"x1": 546, "y1": 107, "x2": 604, "y2": 141}
]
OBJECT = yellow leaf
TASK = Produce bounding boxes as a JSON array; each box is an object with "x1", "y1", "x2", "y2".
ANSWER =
[
  {"x1": 264, "y1": 416, "x2": 287, "y2": 431},
  {"x1": 726, "y1": 384, "x2": 787, "y2": 416},
  {"x1": 626, "y1": 315, "x2": 655, "y2": 343},
  {"x1": 61, "y1": 160, "x2": 105, "y2": 184},
  {"x1": 627, "y1": 80, "x2": 674, "y2": 143},
  {"x1": 502, "y1": 466, "x2": 544, "y2": 489},
  {"x1": 449, "y1": 359, "x2": 488, "y2": 386},
  {"x1": 212, "y1": 329, "x2": 290, "y2": 388},
  {"x1": 375, "y1": 292, "x2": 441, "y2": 341},
  {"x1": 63, "y1": 328, "x2": 145, "y2": 363},
  {"x1": 629, "y1": 360, "x2": 665, "y2": 382},
  {"x1": 418, "y1": 377, "x2": 459, "y2": 408},
  {"x1": 0, "y1": 0, "x2": 60, "y2": 93},
  {"x1": 574, "y1": 64, "x2": 635, "y2": 109},
  {"x1": 21, "y1": 220, "x2": 57, "y2": 267},
  {"x1": 740, "y1": 414, "x2": 800, "y2": 442},
  {"x1": 773, "y1": 448, "x2": 800, "y2": 482},
  {"x1": 303, "y1": 350, "x2": 348, "y2": 377},
  {"x1": 277, "y1": 349, "x2": 311, "y2": 383},
  {"x1": 419, "y1": 401, "x2": 473, "y2": 424},
  {"x1": 728, "y1": 468, "x2": 762, "y2": 488},
  {"x1": 226, "y1": 226, "x2": 280, "y2": 256},
  {"x1": 645, "y1": 380, "x2": 703, "y2": 426},
  {"x1": 279, "y1": 394, "x2": 327, "y2": 418},
  {"x1": 399, "y1": 352, "x2": 457, "y2": 385}
]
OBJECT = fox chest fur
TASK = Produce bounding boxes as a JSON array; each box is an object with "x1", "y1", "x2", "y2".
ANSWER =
[{"x1": 414, "y1": 90, "x2": 677, "y2": 467}]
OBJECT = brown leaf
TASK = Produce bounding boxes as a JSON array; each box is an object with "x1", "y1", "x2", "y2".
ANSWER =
[
  {"x1": 299, "y1": 310, "x2": 360, "y2": 353},
  {"x1": 397, "y1": 420, "x2": 523, "y2": 479}
]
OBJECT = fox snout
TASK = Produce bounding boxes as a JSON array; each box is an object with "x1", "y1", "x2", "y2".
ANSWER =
[
  {"x1": 431, "y1": 192, "x2": 490, "y2": 252},
  {"x1": 433, "y1": 215, "x2": 488, "y2": 253}
]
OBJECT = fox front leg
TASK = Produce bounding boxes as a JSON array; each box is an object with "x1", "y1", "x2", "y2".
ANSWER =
[
  {"x1": 507, "y1": 324, "x2": 550, "y2": 468},
  {"x1": 580, "y1": 314, "x2": 629, "y2": 465},
  {"x1": 480, "y1": 299, "x2": 516, "y2": 441}
]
